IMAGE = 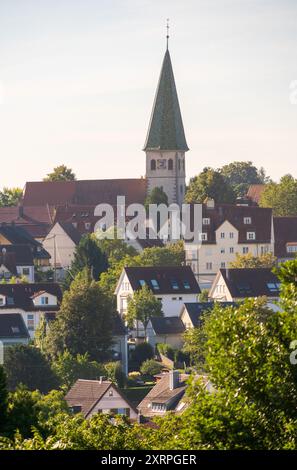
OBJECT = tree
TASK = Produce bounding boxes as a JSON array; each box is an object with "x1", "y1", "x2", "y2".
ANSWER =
[
  {"x1": 126, "y1": 285, "x2": 163, "y2": 337},
  {"x1": 220, "y1": 161, "x2": 269, "y2": 197},
  {"x1": 64, "y1": 234, "x2": 108, "y2": 289},
  {"x1": 3, "y1": 345, "x2": 59, "y2": 393},
  {"x1": 0, "y1": 366, "x2": 7, "y2": 431},
  {"x1": 130, "y1": 342, "x2": 154, "y2": 371},
  {"x1": 259, "y1": 174, "x2": 297, "y2": 216},
  {"x1": 43, "y1": 165, "x2": 76, "y2": 181},
  {"x1": 51, "y1": 351, "x2": 105, "y2": 390},
  {"x1": 185, "y1": 167, "x2": 235, "y2": 204},
  {"x1": 140, "y1": 359, "x2": 163, "y2": 377},
  {"x1": 104, "y1": 361, "x2": 126, "y2": 388},
  {"x1": 97, "y1": 235, "x2": 137, "y2": 267},
  {"x1": 229, "y1": 252, "x2": 277, "y2": 269},
  {"x1": 0, "y1": 187, "x2": 22, "y2": 207},
  {"x1": 144, "y1": 187, "x2": 168, "y2": 211},
  {"x1": 45, "y1": 269, "x2": 114, "y2": 362}
]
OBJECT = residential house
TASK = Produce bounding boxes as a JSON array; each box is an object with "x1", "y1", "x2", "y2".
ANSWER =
[
  {"x1": 209, "y1": 268, "x2": 281, "y2": 310},
  {"x1": 0, "y1": 245, "x2": 35, "y2": 282},
  {"x1": 0, "y1": 224, "x2": 50, "y2": 267},
  {"x1": 274, "y1": 216, "x2": 297, "y2": 263},
  {"x1": 43, "y1": 222, "x2": 82, "y2": 278},
  {"x1": 0, "y1": 205, "x2": 54, "y2": 241},
  {"x1": 185, "y1": 200, "x2": 274, "y2": 288},
  {"x1": 65, "y1": 379, "x2": 138, "y2": 420},
  {"x1": 115, "y1": 266, "x2": 200, "y2": 320},
  {"x1": 0, "y1": 283, "x2": 62, "y2": 338},
  {"x1": 146, "y1": 317, "x2": 185, "y2": 349},
  {"x1": 0, "y1": 313, "x2": 30, "y2": 349},
  {"x1": 180, "y1": 301, "x2": 236, "y2": 329}
]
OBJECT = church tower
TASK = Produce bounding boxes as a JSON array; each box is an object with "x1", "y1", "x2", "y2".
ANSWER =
[{"x1": 144, "y1": 32, "x2": 189, "y2": 206}]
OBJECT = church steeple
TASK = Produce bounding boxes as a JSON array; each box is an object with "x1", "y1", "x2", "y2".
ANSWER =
[
  {"x1": 143, "y1": 47, "x2": 189, "y2": 152},
  {"x1": 144, "y1": 33, "x2": 188, "y2": 207}
]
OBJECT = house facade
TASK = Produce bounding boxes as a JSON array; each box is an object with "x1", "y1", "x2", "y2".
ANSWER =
[
  {"x1": 185, "y1": 201, "x2": 274, "y2": 288},
  {"x1": 65, "y1": 379, "x2": 138, "y2": 420}
]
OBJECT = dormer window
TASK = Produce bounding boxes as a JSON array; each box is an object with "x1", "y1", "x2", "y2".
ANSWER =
[
  {"x1": 0, "y1": 295, "x2": 5, "y2": 306},
  {"x1": 139, "y1": 280, "x2": 146, "y2": 287},
  {"x1": 287, "y1": 243, "x2": 297, "y2": 253},
  {"x1": 151, "y1": 279, "x2": 160, "y2": 290},
  {"x1": 247, "y1": 232, "x2": 256, "y2": 240},
  {"x1": 200, "y1": 233, "x2": 208, "y2": 241},
  {"x1": 170, "y1": 279, "x2": 179, "y2": 290},
  {"x1": 244, "y1": 217, "x2": 252, "y2": 225},
  {"x1": 41, "y1": 296, "x2": 49, "y2": 305},
  {"x1": 202, "y1": 218, "x2": 210, "y2": 225}
]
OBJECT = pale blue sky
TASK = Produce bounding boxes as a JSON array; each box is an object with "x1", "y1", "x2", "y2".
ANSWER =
[{"x1": 0, "y1": 0, "x2": 296, "y2": 189}]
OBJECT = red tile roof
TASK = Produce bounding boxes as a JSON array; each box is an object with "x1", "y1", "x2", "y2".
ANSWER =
[
  {"x1": 23, "y1": 179, "x2": 147, "y2": 207},
  {"x1": 246, "y1": 184, "x2": 266, "y2": 204}
]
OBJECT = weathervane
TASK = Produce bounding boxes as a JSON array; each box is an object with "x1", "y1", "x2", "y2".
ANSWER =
[{"x1": 166, "y1": 18, "x2": 170, "y2": 50}]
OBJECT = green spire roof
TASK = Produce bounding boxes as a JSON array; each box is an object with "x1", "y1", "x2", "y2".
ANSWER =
[{"x1": 143, "y1": 49, "x2": 189, "y2": 152}]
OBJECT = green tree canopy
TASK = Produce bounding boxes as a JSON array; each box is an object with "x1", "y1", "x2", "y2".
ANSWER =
[
  {"x1": 259, "y1": 174, "x2": 297, "y2": 216},
  {"x1": 126, "y1": 284, "x2": 163, "y2": 336},
  {"x1": 144, "y1": 187, "x2": 168, "y2": 211},
  {"x1": 3, "y1": 345, "x2": 59, "y2": 393},
  {"x1": 45, "y1": 269, "x2": 114, "y2": 362},
  {"x1": 229, "y1": 252, "x2": 277, "y2": 269},
  {"x1": 185, "y1": 167, "x2": 236, "y2": 204},
  {"x1": 0, "y1": 366, "x2": 7, "y2": 431},
  {"x1": 220, "y1": 161, "x2": 269, "y2": 197},
  {"x1": 43, "y1": 165, "x2": 76, "y2": 181},
  {"x1": 0, "y1": 187, "x2": 22, "y2": 207},
  {"x1": 64, "y1": 234, "x2": 108, "y2": 289}
]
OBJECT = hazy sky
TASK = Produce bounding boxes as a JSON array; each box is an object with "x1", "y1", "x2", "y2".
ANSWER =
[{"x1": 0, "y1": 0, "x2": 296, "y2": 190}]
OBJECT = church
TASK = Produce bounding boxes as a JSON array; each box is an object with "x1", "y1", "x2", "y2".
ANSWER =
[{"x1": 22, "y1": 41, "x2": 188, "y2": 212}]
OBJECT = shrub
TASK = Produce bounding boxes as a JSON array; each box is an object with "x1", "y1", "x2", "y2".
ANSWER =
[
  {"x1": 130, "y1": 342, "x2": 154, "y2": 370},
  {"x1": 140, "y1": 359, "x2": 163, "y2": 378},
  {"x1": 104, "y1": 362, "x2": 126, "y2": 388},
  {"x1": 157, "y1": 343, "x2": 175, "y2": 361}
]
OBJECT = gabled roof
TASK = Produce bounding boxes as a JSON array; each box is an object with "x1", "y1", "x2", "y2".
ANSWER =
[
  {"x1": 274, "y1": 216, "x2": 297, "y2": 258},
  {"x1": 0, "y1": 283, "x2": 62, "y2": 311},
  {"x1": 0, "y1": 245, "x2": 34, "y2": 266},
  {"x1": 213, "y1": 268, "x2": 280, "y2": 299},
  {"x1": 182, "y1": 302, "x2": 237, "y2": 327},
  {"x1": 123, "y1": 266, "x2": 200, "y2": 295},
  {"x1": 187, "y1": 203, "x2": 272, "y2": 244},
  {"x1": 23, "y1": 179, "x2": 147, "y2": 208},
  {"x1": 58, "y1": 222, "x2": 82, "y2": 245},
  {"x1": 0, "y1": 225, "x2": 50, "y2": 259},
  {"x1": 149, "y1": 316, "x2": 185, "y2": 335},
  {"x1": 143, "y1": 49, "x2": 188, "y2": 152},
  {"x1": 137, "y1": 373, "x2": 188, "y2": 417},
  {"x1": 0, "y1": 206, "x2": 53, "y2": 239},
  {"x1": 65, "y1": 379, "x2": 137, "y2": 418},
  {"x1": 0, "y1": 313, "x2": 29, "y2": 339}
]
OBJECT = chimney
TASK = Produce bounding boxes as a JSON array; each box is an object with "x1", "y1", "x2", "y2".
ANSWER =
[
  {"x1": 18, "y1": 203, "x2": 24, "y2": 218},
  {"x1": 169, "y1": 370, "x2": 180, "y2": 390}
]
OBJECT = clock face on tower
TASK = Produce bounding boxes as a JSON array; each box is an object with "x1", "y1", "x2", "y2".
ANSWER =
[{"x1": 157, "y1": 159, "x2": 167, "y2": 169}]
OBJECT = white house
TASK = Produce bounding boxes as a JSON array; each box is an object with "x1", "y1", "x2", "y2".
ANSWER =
[
  {"x1": 0, "y1": 245, "x2": 35, "y2": 282},
  {"x1": 0, "y1": 283, "x2": 62, "y2": 339},
  {"x1": 185, "y1": 200, "x2": 274, "y2": 289},
  {"x1": 65, "y1": 379, "x2": 138, "y2": 420},
  {"x1": 209, "y1": 268, "x2": 281, "y2": 311},
  {"x1": 42, "y1": 222, "x2": 81, "y2": 277},
  {"x1": 146, "y1": 316, "x2": 185, "y2": 350},
  {"x1": 0, "y1": 313, "x2": 30, "y2": 349},
  {"x1": 115, "y1": 266, "x2": 200, "y2": 320}
]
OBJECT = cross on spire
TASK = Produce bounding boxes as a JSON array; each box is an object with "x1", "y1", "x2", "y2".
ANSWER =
[{"x1": 166, "y1": 18, "x2": 170, "y2": 50}]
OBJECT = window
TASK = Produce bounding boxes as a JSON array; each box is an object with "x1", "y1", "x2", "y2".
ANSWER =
[
  {"x1": 85, "y1": 222, "x2": 91, "y2": 230},
  {"x1": 152, "y1": 403, "x2": 166, "y2": 412},
  {"x1": 221, "y1": 248, "x2": 225, "y2": 254},
  {"x1": 230, "y1": 232, "x2": 234, "y2": 239},
  {"x1": 230, "y1": 247, "x2": 234, "y2": 254},
  {"x1": 11, "y1": 326, "x2": 20, "y2": 334},
  {"x1": 182, "y1": 280, "x2": 191, "y2": 289},
  {"x1": 0, "y1": 297, "x2": 5, "y2": 306},
  {"x1": 109, "y1": 390, "x2": 113, "y2": 397},
  {"x1": 203, "y1": 218, "x2": 210, "y2": 225},
  {"x1": 170, "y1": 279, "x2": 179, "y2": 290},
  {"x1": 206, "y1": 262, "x2": 212, "y2": 270},
  {"x1": 150, "y1": 159, "x2": 156, "y2": 171},
  {"x1": 244, "y1": 217, "x2": 252, "y2": 225},
  {"x1": 7, "y1": 297, "x2": 14, "y2": 305},
  {"x1": 200, "y1": 233, "x2": 208, "y2": 241},
  {"x1": 267, "y1": 282, "x2": 280, "y2": 292},
  {"x1": 168, "y1": 159, "x2": 173, "y2": 170},
  {"x1": 243, "y1": 247, "x2": 249, "y2": 254},
  {"x1": 41, "y1": 296, "x2": 49, "y2": 305},
  {"x1": 220, "y1": 233, "x2": 225, "y2": 239},
  {"x1": 27, "y1": 314, "x2": 34, "y2": 331},
  {"x1": 287, "y1": 244, "x2": 297, "y2": 253},
  {"x1": 247, "y1": 232, "x2": 256, "y2": 240},
  {"x1": 22, "y1": 268, "x2": 30, "y2": 276},
  {"x1": 139, "y1": 280, "x2": 146, "y2": 287},
  {"x1": 221, "y1": 262, "x2": 226, "y2": 268},
  {"x1": 151, "y1": 279, "x2": 160, "y2": 290},
  {"x1": 237, "y1": 283, "x2": 253, "y2": 295}
]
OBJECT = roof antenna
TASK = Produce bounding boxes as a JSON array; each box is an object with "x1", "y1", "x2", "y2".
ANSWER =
[{"x1": 166, "y1": 18, "x2": 170, "y2": 50}]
